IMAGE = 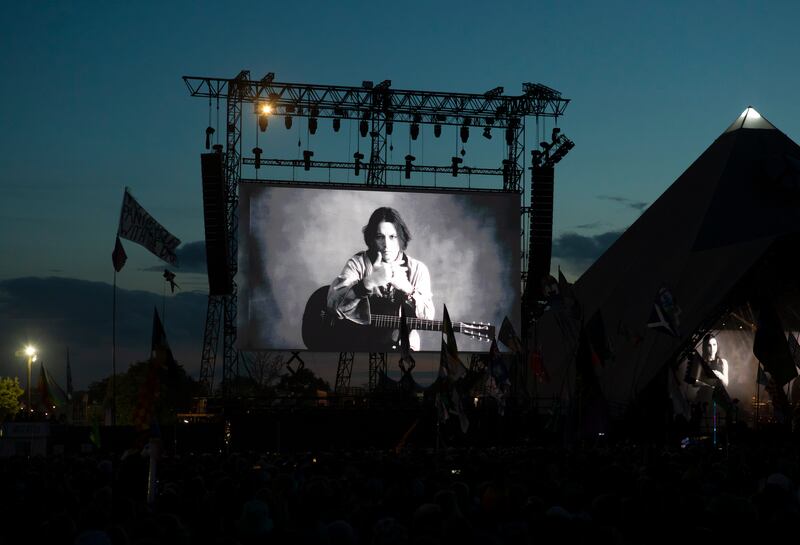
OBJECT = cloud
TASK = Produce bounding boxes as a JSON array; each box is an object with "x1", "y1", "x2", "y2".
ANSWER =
[
  {"x1": 552, "y1": 230, "x2": 624, "y2": 273},
  {"x1": 573, "y1": 221, "x2": 604, "y2": 230},
  {"x1": 598, "y1": 195, "x2": 649, "y2": 211},
  {"x1": 142, "y1": 240, "x2": 207, "y2": 274},
  {"x1": 0, "y1": 277, "x2": 206, "y2": 390}
]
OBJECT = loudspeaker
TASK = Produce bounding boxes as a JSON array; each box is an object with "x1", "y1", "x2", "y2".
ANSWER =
[
  {"x1": 201, "y1": 153, "x2": 232, "y2": 295},
  {"x1": 530, "y1": 164, "x2": 555, "y2": 290}
]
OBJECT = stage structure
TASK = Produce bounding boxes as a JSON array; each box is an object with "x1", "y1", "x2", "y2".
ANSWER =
[{"x1": 184, "y1": 71, "x2": 570, "y2": 400}]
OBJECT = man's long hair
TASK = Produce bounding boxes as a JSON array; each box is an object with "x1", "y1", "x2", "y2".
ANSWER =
[{"x1": 363, "y1": 207, "x2": 412, "y2": 251}]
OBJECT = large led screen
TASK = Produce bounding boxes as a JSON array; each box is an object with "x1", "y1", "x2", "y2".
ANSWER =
[{"x1": 238, "y1": 184, "x2": 520, "y2": 353}]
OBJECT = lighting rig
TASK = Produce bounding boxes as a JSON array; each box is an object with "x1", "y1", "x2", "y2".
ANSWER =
[
  {"x1": 525, "y1": 127, "x2": 575, "y2": 321},
  {"x1": 185, "y1": 71, "x2": 570, "y2": 399}
]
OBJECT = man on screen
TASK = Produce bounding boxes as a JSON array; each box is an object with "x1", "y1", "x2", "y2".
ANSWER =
[{"x1": 327, "y1": 207, "x2": 434, "y2": 351}]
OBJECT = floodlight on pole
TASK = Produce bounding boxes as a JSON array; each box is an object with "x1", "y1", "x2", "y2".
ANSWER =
[{"x1": 23, "y1": 345, "x2": 37, "y2": 412}]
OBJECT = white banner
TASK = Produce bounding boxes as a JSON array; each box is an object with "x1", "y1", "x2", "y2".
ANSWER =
[{"x1": 117, "y1": 189, "x2": 181, "y2": 265}]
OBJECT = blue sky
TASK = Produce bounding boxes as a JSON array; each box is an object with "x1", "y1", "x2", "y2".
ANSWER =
[{"x1": 1, "y1": 0, "x2": 799, "y2": 388}]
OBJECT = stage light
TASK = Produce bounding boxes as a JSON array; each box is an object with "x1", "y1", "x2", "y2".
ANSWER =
[
  {"x1": 309, "y1": 117, "x2": 318, "y2": 135},
  {"x1": 434, "y1": 123, "x2": 442, "y2": 138},
  {"x1": 258, "y1": 115, "x2": 268, "y2": 132},
  {"x1": 252, "y1": 147, "x2": 262, "y2": 169},
  {"x1": 285, "y1": 115, "x2": 293, "y2": 129},
  {"x1": 332, "y1": 118, "x2": 341, "y2": 132},
  {"x1": 404, "y1": 154, "x2": 415, "y2": 179},
  {"x1": 354, "y1": 151, "x2": 364, "y2": 175},
  {"x1": 386, "y1": 120, "x2": 394, "y2": 136},
  {"x1": 502, "y1": 159, "x2": 512, "y2": 185},
  {"x1": 505, "y1": 127, "x2": 514, "y2": 146},
  {"x1": 451, "y1": 156, "x2": 463, "y2": 177},
  {"x1": 360, "y1": 114, "x2": 369, "y2": 137},
  {"x1": 205, "y1": 126, "x2": 215, "y2": 150},
  {"x1": 482, "y1": 127, "x2": 492, "y2": 139},
  {"x1": 259, "y1": 103, "x2": 272, "y2": 115},
  {"x1": 410, "y1": 123, "x2": 420, "y2": 140},
  {"x1": 531, "y1": 149, "x2": 543, "y2": 167},
  {"x1": 303, "y1": 150, "x2": 314, "y2": 171},
  {"x1": 540, "y1": 141, "x2": 553, "y2": 151},
  {"x1": 552, "y1": 127, "x2": 561, "y2": 141},
  {"x1": 460, "y1": 125, "x2": 469, "y2": 143}
]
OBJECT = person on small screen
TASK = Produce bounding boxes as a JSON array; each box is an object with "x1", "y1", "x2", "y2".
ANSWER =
[
  {"x1": 702, "y1": 334, "x2": 729, "y2": 387},
  {"x1": 327, "y1": 207, "x2": 434, "y2": 351}
]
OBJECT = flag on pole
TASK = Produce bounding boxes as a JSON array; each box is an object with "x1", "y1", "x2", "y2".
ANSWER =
[
  {"x1": 436, "y1": 305, "x2": 469, "y2": 433},
  {"x1": 163, "y1": 269, "x2": 180, "y2": 293},
  {"x1": 150, "y1": 307, "x2": 178, "y2": 376},
  {"x1": 117, "y1": 188, "x2": 181, "y2": 265},
  {"x1": 440, "y1": 305, "x2": 466, "y2": 382},
  {"x1": 648, "y1": 285, "x2": 681, "y2": 337},
  {"x1": 487, "y1": 338, "x2": 511, "y2": 415},
  {"x1": 112, "y1": 236, "x2": 127, "y2": 272},
  {"x1": 498, "y1": 316, "x2": 523, "y2": 353},
  {"x1": 37, "y1": 363, "x2": 67, "y2": 409},
  {"x1": 132, "y1": 308, "x2": 178, "y2": 433}
]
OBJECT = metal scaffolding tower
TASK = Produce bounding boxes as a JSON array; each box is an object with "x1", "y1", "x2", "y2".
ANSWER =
[{"x1": 185, "y1": 72, "x2": 570, "y2": 401}]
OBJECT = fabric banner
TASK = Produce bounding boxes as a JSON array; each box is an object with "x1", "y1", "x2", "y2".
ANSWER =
[{"x1": 118, "y1": 189, "x2": 181, "y2": 265}]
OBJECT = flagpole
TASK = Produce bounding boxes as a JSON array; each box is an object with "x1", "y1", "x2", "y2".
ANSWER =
[
  {"x1": 755, "y1": 366, "x2": 760, "y2": 430},
  {"x1": 112, "y1": 269, "x2": 117, "y2": 427},
  {"x1": 162, "y1": 277, "x2": 167, "y2": 330}
]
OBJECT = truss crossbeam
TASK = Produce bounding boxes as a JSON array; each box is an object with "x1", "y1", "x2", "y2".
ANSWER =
[
  {"x1": 243, "y1": 158, "x2": 504, "y2": 177},
  {"x1": 184, "y1": 76, "x2": 570, "y2": 127}
]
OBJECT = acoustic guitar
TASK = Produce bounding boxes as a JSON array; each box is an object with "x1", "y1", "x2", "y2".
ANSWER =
[{"x1": 302, "y1": 286, "x2": 494, "y2": 351}]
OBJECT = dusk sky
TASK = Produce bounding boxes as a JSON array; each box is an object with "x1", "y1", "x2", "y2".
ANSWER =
[{"x1": 2, "y1": 1, "x2": 799, "y2": 389}]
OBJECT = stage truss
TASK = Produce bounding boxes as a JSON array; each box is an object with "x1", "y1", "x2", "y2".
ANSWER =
[{"x1": 185, "y1": 71, "x2": 570, "y2": 401}]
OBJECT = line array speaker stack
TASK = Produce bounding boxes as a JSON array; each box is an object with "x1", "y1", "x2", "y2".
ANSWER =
[{"x1": 201, "y1": 153, "x2": 232, "y2": 295}]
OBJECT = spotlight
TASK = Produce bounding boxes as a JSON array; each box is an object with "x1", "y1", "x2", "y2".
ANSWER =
[
  {"x1": 460, "y1": 125, "x2": 469, "y2": 143},
  {"x1": 253, "y1": 147, "x2": 262, "y2": 169},
  {"x1": 502, "y1": 159, "x2": 512, "y2": 185},
  {"x1": 434, "y1": 124, "x2": 442, "y2": 138},
  {"x1": 451, "y1": 156, "x2": 463, "y2": 177},
  {"x1": 205, "y1": 126, "x2": 215, "y2": 150},
  {"x1": 332, "y1": 118, "x2": 341, "y2": 132},
  {"x1": 505, "y1": 127, "x2": 514, "y2": 146},
  {"x1": 354, "y1": 151, "x2": 364, "y2": 175},
  {"x1": 309, "y1": 117, "x2": 318, "y2": 135},
  {"x1": 259, "y1": 103, "x2": 272, "y2": 115},
  {"x1": 360, "y1": 113, "x2": 369, "y2": 137},
  {"x1": 482, "y1": 127, "x2": 492, "y2": 140},
  {"x1": 259, "y1": 115, "x2": 268, "y2": 132},
  {"x1": 404, "y1": 154, "x2": 415, "y2": 179},
  {"x1": 410, "y1": 123, "x2": 420, "y2": 140},
  {"x1": 285, "y1": 115, "x2": 293, "y2": 129},
  {"x1": 386, "y1": 120, "x2": 393, "y2": 135},
  {"x1": 303, "y1": 150, "x2": 314, "y2": 171}
]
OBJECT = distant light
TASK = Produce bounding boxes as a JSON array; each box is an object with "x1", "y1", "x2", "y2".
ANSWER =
[
  {"x1": 24, "y1": 345, "x2": 37, "y2": 357},
  {"x1": 183, "y1": 419, "x2": 189, "y2": 424}
]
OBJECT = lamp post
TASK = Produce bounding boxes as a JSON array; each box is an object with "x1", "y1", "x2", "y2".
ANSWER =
[{"x1": 24, "y1": 345, "x2": 37, "y2": 412}]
